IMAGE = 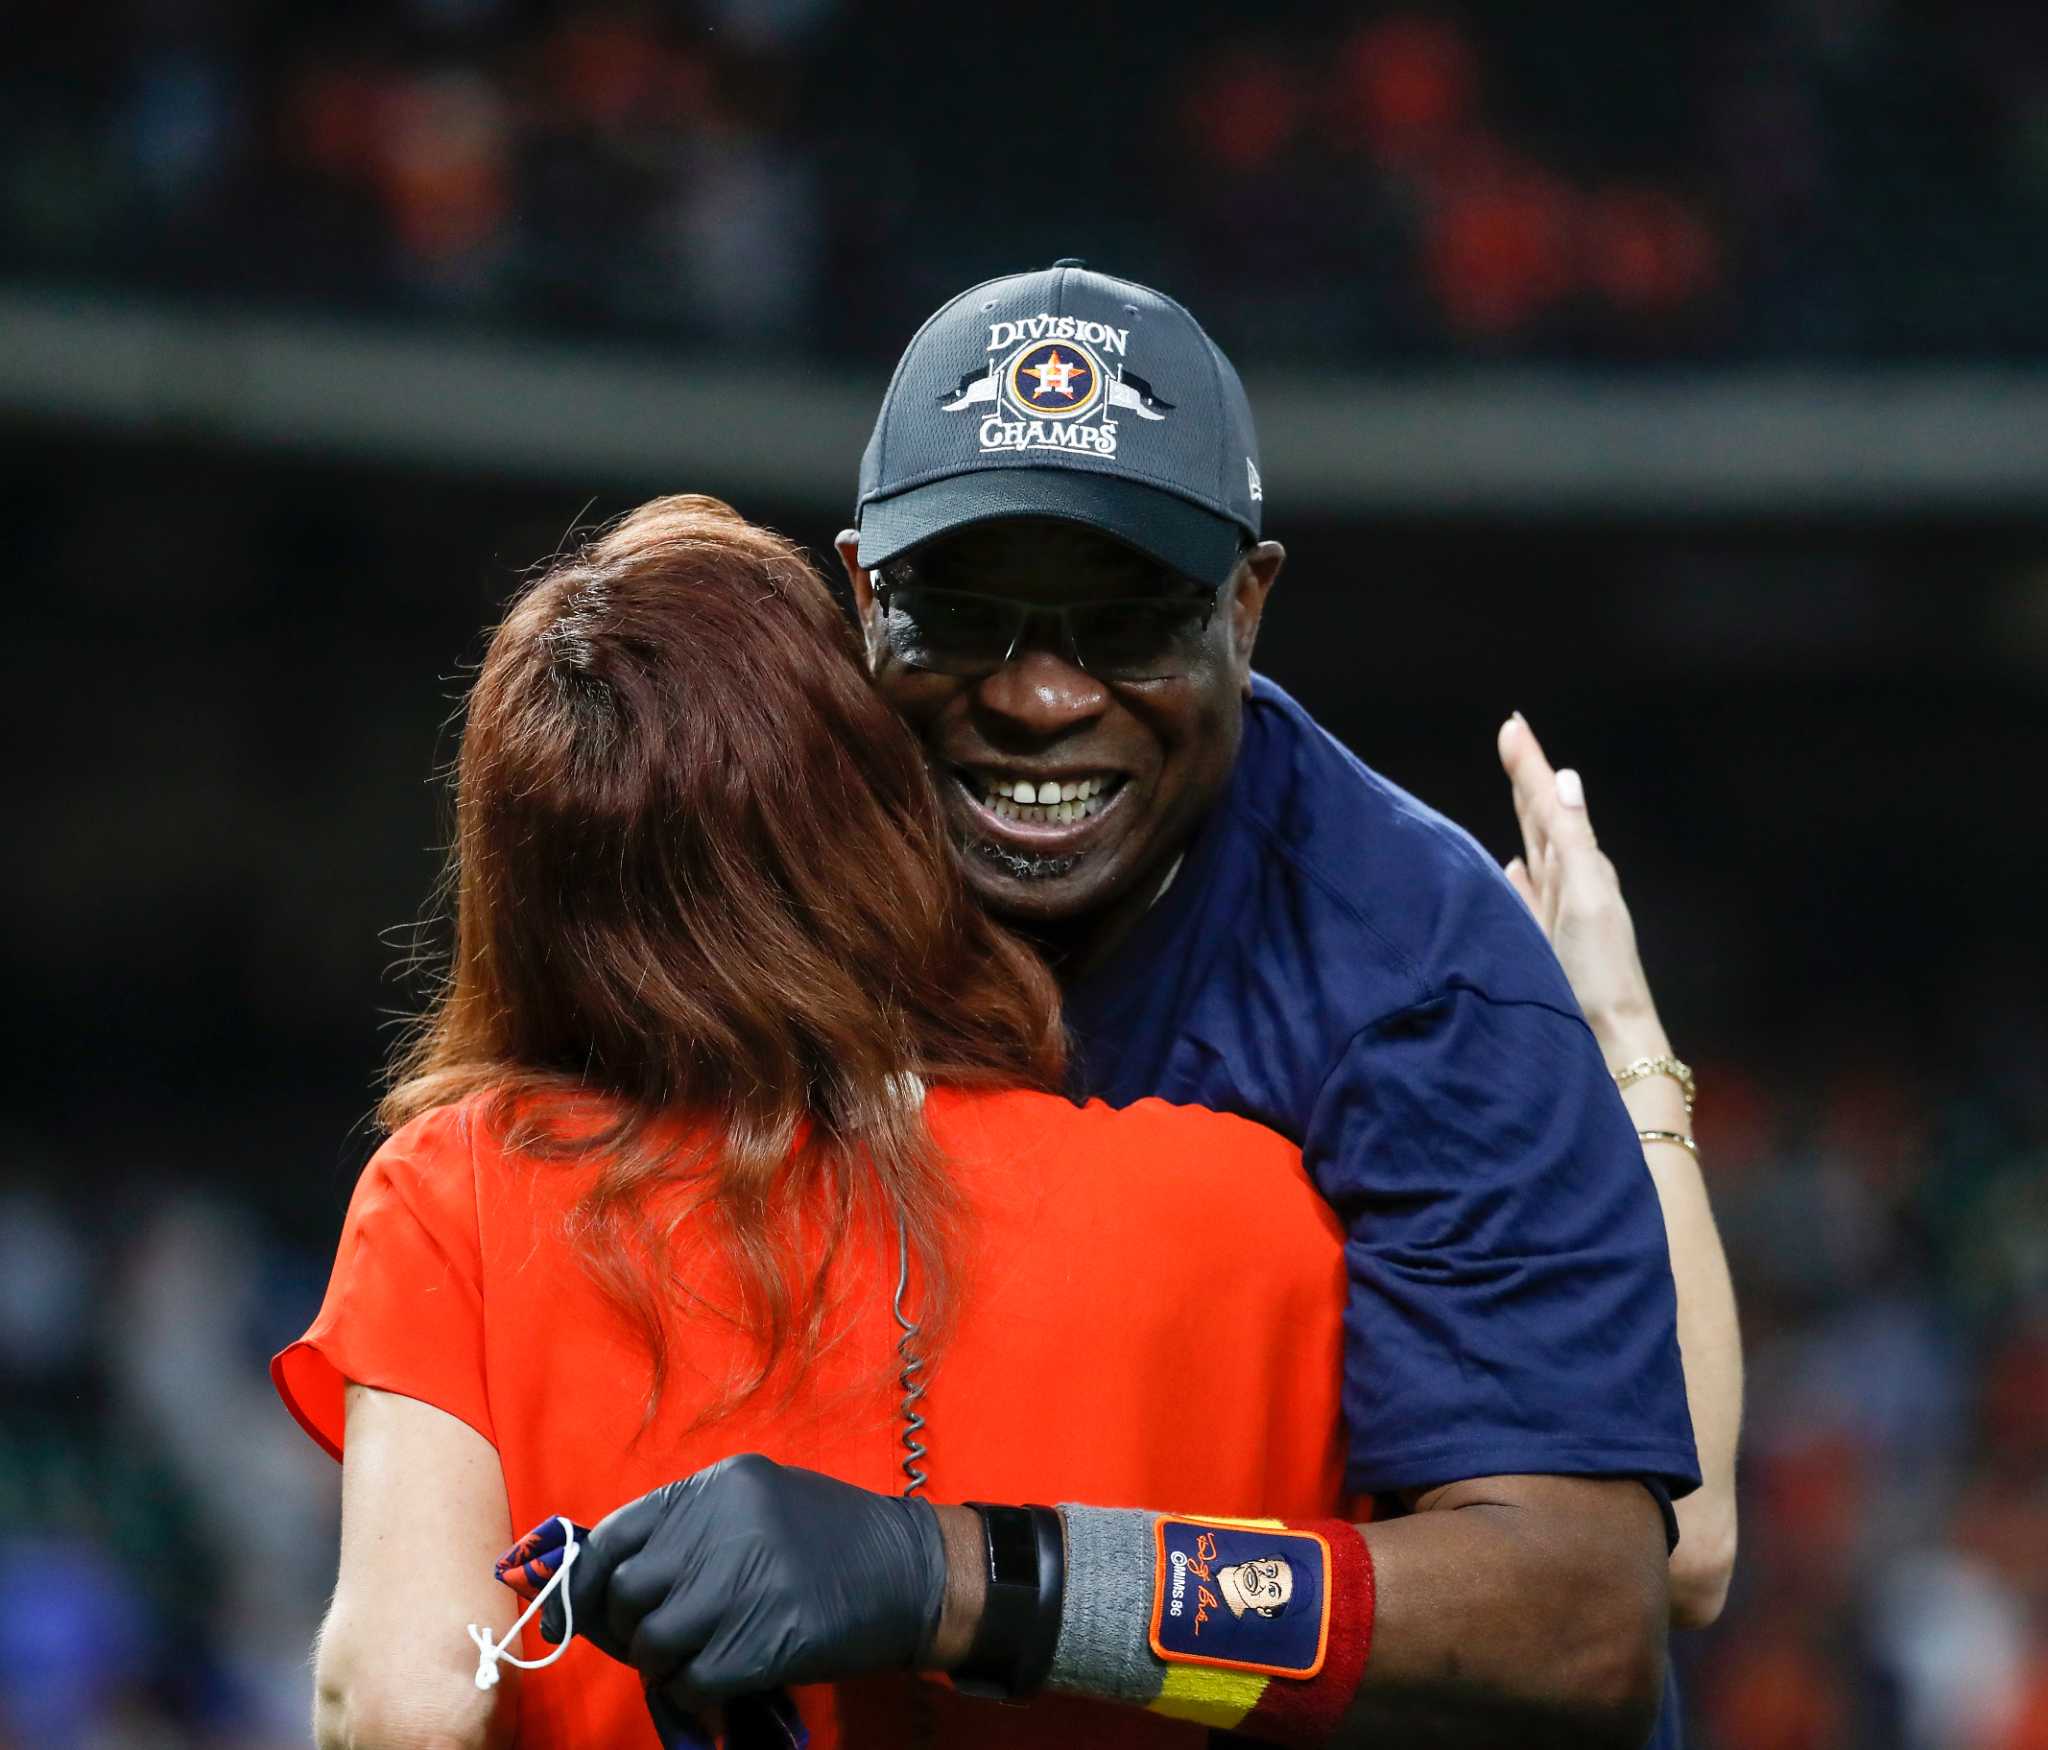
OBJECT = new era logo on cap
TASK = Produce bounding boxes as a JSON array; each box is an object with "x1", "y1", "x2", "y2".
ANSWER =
[{"x1": 856, "y1": 260, "x2": 1263, "y2": 587}]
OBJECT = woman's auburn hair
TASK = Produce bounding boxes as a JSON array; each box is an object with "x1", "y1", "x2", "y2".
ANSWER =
[{"x1": 382, "y1": 494, "x2": 1066, "y2": 1419}]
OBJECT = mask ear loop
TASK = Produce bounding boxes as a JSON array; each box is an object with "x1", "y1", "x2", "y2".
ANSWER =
[{"x1": 468, "y1": 1516, "x2": 581, "y2": 1690}]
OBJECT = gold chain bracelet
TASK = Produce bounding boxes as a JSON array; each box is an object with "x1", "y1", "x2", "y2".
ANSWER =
[
  {"x1": 1637, "y1": 1129, "x2": 1698, "y2": 1157},
  {"x1": 1613, "y1": 1054, "x2": 1696, "y2": 1113}
]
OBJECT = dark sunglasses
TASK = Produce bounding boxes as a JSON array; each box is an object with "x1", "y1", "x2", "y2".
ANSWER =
[{"x1": 872, "y1": 579, "x2": 1221, "y2": 682}]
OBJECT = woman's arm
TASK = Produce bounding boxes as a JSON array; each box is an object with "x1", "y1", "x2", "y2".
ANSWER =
[
  {"x1": 314, "y1": 1383, "x2": 519, "y2": 1750},
  {"x1": 1497, "y1": 713, "x2": 1743, "y2": 1628}
]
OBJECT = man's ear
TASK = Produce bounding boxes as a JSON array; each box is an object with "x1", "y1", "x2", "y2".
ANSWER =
[
  {"x1": 835, "y1": 530, "x2": 880, "y2": 669},
  {"x1": 1228, "y1": 541, "x2": 1284, "y2": 697}
]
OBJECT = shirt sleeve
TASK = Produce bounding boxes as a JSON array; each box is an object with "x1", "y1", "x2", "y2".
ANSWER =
[
  {"x1": 270, "y1": 1103, "x2": 494, "y2": 1462},
  {"x1": 1306, "y1": 986, "x2": 1701, "y2": 1501}
]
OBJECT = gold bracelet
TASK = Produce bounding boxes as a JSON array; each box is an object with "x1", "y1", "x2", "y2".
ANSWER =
[
  {"x1": 1637, "y1": 1129, "x2": 1698, "y2": 1157},
  {"x1": 1614, "y1": 1054, "x2": 1696, "y2": 1113}
]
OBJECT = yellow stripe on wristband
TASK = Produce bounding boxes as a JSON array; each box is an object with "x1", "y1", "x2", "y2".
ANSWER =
[{"x1": 1151, "y1": 1661, "x2": 1270, "y2": 1728}]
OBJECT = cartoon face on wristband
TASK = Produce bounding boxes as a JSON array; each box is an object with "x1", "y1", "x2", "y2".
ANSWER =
[
  {"x1": 1216, "y1": 1555, "x2": 1294, "y2": 1618},
  {"x1": 1150, "y1": 1517, "x2": 1330, "y2": 1678}
]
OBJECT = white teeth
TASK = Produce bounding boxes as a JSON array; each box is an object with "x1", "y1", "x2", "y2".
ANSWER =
[{"x1": 968, "y1": 773, "x2": 1121, "y2": 825}]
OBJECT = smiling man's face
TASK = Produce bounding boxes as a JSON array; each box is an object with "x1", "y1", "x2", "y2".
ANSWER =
[{"x1": 840, "y1": 519, "x2": 1280, "y2": 955}]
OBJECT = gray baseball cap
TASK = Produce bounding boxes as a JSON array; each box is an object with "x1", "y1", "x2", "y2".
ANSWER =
[{"x1": 855, "y1": 260, "x2": 1264, "y2": 587}]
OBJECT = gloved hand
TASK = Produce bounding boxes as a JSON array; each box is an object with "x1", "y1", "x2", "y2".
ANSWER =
[{"x1": 543, "y1": 1454, "x2": 949, "y2": 1706}]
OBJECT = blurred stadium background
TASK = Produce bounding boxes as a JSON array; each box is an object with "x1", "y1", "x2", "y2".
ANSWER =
[{"x1": 5, "y1": 3, "x2": 2047, "y2": 1746}]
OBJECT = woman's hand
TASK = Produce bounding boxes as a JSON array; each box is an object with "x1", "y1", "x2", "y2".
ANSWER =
[
  {"x1": 1497, "y1": 713, "x2": 1742, "y2": 1630},
  {"x1": 547, "y1": 1454, "x2": 950, "y2": 1707},
  {"x1": 1496, "y1": 713, "x2": 1669, "y2": 1068}
]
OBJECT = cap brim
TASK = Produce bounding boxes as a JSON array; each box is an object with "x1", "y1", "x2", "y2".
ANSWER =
[{"x1": 857, "y1": 469, "x2": 1246, "y2": 586}]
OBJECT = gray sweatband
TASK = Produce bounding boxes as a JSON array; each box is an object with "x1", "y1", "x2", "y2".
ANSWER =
[{"x1": 1046, "y1": 1505, "x2": 1166, "y2": 1705}]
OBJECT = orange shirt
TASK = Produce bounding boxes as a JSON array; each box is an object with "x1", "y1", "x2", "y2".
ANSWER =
[{"x1": 274, "y1": 1086, "x2": 1347, "y2": 1749}]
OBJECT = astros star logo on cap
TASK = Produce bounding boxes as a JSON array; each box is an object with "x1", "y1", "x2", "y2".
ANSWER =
[{"x1": 1014, "y1": 344, "x2": 1097, "y2": 414}]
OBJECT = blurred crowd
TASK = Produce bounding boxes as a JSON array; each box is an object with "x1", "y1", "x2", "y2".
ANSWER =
[
  {"x1": 1689, "y1": 1045, "x2": 2048, "y2": 1749},
  {"x1": 8, "y1": 0, "x2": 2048, "y2": 360}
]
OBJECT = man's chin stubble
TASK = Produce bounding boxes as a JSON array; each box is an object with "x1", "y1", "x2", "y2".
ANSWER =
[{"x1": 969, "y1": 837, "x2": 1080, "y2": 883}]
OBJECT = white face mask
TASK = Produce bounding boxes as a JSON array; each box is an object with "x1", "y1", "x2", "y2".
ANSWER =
[
  {"x1": 468, "y1": 1515, "x2": 808, "y2": 1749},
  {"x1": 468, "y1": 1515, "x2": 581, "y2": 1690}
]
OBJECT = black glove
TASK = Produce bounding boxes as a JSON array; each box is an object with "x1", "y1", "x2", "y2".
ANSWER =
[{"x1": 544, "y1": 1453, "x2": 948, "y2": 1705}]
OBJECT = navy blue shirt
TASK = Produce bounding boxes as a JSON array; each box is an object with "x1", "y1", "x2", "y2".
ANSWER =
[{"x1": 1064, "y1": 676, "x2": 1698, "y2": 1741}]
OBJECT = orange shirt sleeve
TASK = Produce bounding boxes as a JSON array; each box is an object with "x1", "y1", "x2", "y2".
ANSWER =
[{"x1": 271, "y1": 1102, "x2": 495, "y2": 1462}]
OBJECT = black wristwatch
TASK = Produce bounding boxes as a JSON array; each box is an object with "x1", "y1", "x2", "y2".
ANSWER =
[{"x1": 952, "y1": 1503, "x2": 1065, "y2": 1702}]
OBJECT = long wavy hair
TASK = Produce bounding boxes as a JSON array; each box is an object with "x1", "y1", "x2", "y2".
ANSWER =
[{"x1": 383, "y1": 495, "x2": 1065, "y2": 1419}]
